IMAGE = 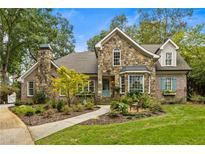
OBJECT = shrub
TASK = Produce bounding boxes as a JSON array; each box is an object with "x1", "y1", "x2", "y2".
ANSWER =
[
  {"x1": 121, "y1": 96, "x2": 133, "y2": 106},
  {"x1": 110, "y1": 100, "x2": 129, "y2": 114},
  {"x1": 25, "y1": 109, "x2": 35, "y2": 116},
  {"x1": 35, "y1": 105, "x2": 45, "y2": 114},
  {"x1": 33, "y1": 90, "x2": 47, "y2": 104},
  {"x1": 190, "y1": 94, "x2": 205, "y2": 103},
  {"x1": 73, "y1": 104, "x2": 84, "y2": 112},
  {"x1": 56, "y1": 100, "x2": 65, "y2": 112},
  {"x1": 108, "y1": 110, "x2": 121, "y2": 118},
  {"x1": 150, "y1": 103, "x2": 163, "y2": 113},
  {"x1": 14, "y1": 100, "x2": 23, "y2": 106},
  {"x1": 43, "y1": 103, "x2": 52, "y2": 110},
  {"x1": 63, "y1": 105, "x2": 73, "y2": 115},
  {"x1": 43, "y1": 109, "x2": 55, "y2": 118},
  {"x1": 11, "y1": 105, "x2": 35, "y2": 116},
  {"x1": 147, "y1": 98, "x2": 163, "y2": 113},
  {"x1": 49, "y1": 99, "x2": 56, "y2": 108},
  {"x1": 16, "y1": 99, "x2": 34, "y2": 105},
  {"x1": 84, "y1": 102, "x2": 94, "y2": 110}
]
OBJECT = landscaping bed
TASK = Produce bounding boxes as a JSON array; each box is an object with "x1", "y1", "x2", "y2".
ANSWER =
[
  {"x1": 11, "y1": 106, "x2": 99, "y2": 126},
  {"x1": 80, "y1": 111, "x2": 164, "y2": 125}
]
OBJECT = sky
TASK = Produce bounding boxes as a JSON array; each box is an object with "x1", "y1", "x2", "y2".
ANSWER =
[{"x1": 52, "y1": 8, "x2": 205, "y2": 52}]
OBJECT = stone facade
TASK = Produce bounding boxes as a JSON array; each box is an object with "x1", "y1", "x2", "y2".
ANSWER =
[
  {"x1": 96, "y1": 32, "x2": 157, "y2": 98},
  {"x1": 19, "y1": 29, "x2": 190, "y2": 103}
]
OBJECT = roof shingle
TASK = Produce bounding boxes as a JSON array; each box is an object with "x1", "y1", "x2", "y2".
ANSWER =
[{"x1": 54, "y1": 52, "x2": 97, "y2": 74}]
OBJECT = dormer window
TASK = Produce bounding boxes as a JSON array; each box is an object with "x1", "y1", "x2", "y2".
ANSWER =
[
  {"x1": 165, "y1": 52, "x2": 172, "y2": 66},
  {"x1": 113, "y1": 49, "x2": 121, "y2": 66}
]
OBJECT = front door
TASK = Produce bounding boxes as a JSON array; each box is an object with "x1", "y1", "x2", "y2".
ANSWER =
[{"x1": 102, "y1": 79, "x2": 110, "y2": 97}]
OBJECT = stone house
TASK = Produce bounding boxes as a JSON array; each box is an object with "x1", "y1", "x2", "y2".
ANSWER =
[{"x1": 18, "y1": 27, "x2": 191, "y2": 103}]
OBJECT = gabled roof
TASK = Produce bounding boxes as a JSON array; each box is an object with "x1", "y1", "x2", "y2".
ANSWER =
[
  {"x1": 55, "y1": 52, "x2": 97, "y2": 74},
  {"x1": 95, "y1": 27, "x2": 160, "y2": 59},
  {"x1": 17, "y1": 61, "x2": 59, "y2": 83},
  {"x1": 156, "y1": 52, "x2": 191, "y2": 71},
  {"x1": 159, "y1": 38, "x2": 179, "y2": 50}
]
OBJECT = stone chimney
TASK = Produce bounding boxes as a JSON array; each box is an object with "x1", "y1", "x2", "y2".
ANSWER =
[{"x1": 35, "y1": 44, "x2": 53, "y2": 93}]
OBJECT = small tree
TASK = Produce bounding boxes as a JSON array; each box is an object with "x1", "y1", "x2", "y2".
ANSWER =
[{"x1": 51, "y1": 66, "x2": 89, "y2": 106}]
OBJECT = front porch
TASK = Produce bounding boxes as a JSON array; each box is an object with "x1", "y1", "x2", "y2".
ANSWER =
[{"x1": 97, "y1": 72, "x2": 152, "y2": 98}]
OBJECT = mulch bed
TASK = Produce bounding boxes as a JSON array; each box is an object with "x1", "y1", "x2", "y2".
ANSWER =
[
  {"x1": 15, "y1": 107, "x2": 100, "y2": 126},
  {"x1": 80, "y1": 111, "x2": 165, "y2": 125}
]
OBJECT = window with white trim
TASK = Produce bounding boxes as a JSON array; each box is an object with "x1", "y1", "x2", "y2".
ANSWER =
[
  {"x1": 113, "y1": 49, "x2": 121, "y2": 66},
  {"x1": 165, "y1": 52, "x2": 172, "y2": 65},
  {"x1": 165, "y1": 77, "x2": 172, "y2": 90},
  {"x1": 77, "y1": 80, "x2": 95, "y2": 94},
  {"x1": 27, "y1": 81, "x2": 34, "y2": 96},
  {"x1": 128, "y1": 75, "x2": 144, "y2": 93},
  {"x1": 88, "y1": 80, "x2": 95, "y2": 93},
  {"x1": 120, "y1": 76, "x2": 125, "y2": 93}
]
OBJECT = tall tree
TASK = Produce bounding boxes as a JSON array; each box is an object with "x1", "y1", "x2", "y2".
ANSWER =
[
  {"x1": 87, "y1": 14, "x2": 128, "y2": 51},
  {"x1": 137, "y1": 9, "x2": 193, "y2": 43},
  {"x1": 109, "y1": 14, "x2": 128, "y2": 31},
  {"x1": 172, "y1": 24, "x2": 205, "y2": 95},
  {"x1": 0, "y1": 9, "x2": 75, "y2": 83}
]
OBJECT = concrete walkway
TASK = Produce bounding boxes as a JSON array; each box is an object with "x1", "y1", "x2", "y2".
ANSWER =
[
  {"x1": 29, "y1": 105, "x2": 110, "y2": 141},
  {"x1": 0, "y1": 104, "x2": 34, "y2": 145}
]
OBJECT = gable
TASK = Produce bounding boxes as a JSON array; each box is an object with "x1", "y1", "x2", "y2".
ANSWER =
[
  {"x1": 17, "y1": 61, "x2": 59, "y2": 83},
  {"x1": 159, "y1": 41, "x2": 177, "y2": 66},
  {"x1": 95, "y1": 27, "x2": 160, "y2": 59}
]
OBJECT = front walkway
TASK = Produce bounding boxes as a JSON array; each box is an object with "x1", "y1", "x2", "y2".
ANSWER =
[
  {"x1": 29, "y1": 105, "x2": 110, "y2": 141},
  {"x1": 0, "y1": 104, "x2": 34, "y2": 145}
]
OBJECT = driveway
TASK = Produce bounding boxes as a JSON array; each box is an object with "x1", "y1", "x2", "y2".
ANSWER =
[
  {"x1": 0, "y1": 104, "x2": 34, "y2": 145},
  {"x1": 29, "y1": 105, "x2": 110, "y2": 141}
]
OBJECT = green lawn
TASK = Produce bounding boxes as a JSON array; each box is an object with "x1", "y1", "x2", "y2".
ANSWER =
[{"x1": 36, "y1": 104, "x2": 205, "y2": 145}]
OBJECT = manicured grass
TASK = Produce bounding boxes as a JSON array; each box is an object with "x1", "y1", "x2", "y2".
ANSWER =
[{"x1": 36, "y1": 104, "x2": 205, "y2": 145}]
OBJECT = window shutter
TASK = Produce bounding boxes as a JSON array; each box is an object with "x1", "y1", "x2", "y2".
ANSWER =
[
  {"x1": 160, "y1": 77, "x2": 165, "y2": 91},
  {"x1": 172, "y1": 77, "x2": 177, "y2": 91}
]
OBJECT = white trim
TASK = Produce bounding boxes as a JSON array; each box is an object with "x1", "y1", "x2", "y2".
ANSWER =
[
  {"x1": 51, "y1": 61, "x2": 59, "y2": 69},
  {"x1": 160, "y1": 38, "x2": 179, "y2": 50},
  {"x1": 128, "y1": 74, "x2": 144, "y2": 93},
  {"x1": 120, "y1": 76, "x2": 125, "y2": 94},
  {"x1": 95, "y1": 27, "x2": 160, "y2": 59},
  {"x1": 17, "y1": 62, "x2": 38, "y2": 83},
  {"x1": 120, "y1": 70, "x2": 150, "y2": 74},
  {"x1": 165, "y1": 52, "x2": 173, "y2": 66},
  {"x1": 112, "y1": 48, "x2": 121, "y2": 66},
  {"x1": 27, "y1": 81, "x2": 34, "y2": 97},
  {"x1": 17, "y1": 60, "x2": 59, "y2": 83}
]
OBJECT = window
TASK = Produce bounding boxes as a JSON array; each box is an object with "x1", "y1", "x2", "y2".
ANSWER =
[
  {"x1": 88, "y1": 80, "x2": 95, "y2": 93},
  {"x1": 165, "y1": 77, "x2": 172, "y2": 90},
  {"x1": 120, "y1": 76, "x2": 125, "y2": 93},
  {"x1": 160, "y1": 77, "x2": 177, "y2": 91},
  {"x1": 27, "y1": 81, "x2": 34, "y2": 96},
  {"x1": 77, "y1": 80, "x2": 95, "y2": 94},
  {"x1": 165, "y1": 52, "x2": 172, "y2": 65},
  {"x1": 113, "y1": 49, "x2": 121, "y2": 66},
  {"x1": 128, "y1": 75, "x2": 144, "y2": 93}
]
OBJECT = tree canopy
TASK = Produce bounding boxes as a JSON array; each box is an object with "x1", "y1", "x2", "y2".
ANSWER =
[
  {"x1": 86, "y1": 9, "x2": 205, "y2": 95},
  {"x1": 0, "y1": 9, "x2": 75, "y2": 83}
]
